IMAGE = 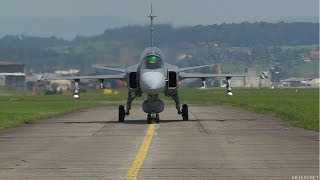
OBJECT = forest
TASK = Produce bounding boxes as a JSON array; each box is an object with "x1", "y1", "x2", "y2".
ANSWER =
[{"x1": 0, "y1": 22, "x2": 318, "y2": 78}]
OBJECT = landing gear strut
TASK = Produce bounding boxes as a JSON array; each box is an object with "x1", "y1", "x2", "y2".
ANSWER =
[
  {"x1": 166, "y1": 90, "x2": 189, "y2": 121},
  {"x1": 165, "y1": 90, "x2": 182, "y2": 114},
  {"x1": 126, "y1": 90, "x2": 141, "y2": 115}
]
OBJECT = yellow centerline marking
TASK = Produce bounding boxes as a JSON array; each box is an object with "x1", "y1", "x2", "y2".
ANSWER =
[{"x1": 126, "y1": 124, "x2": 156, "y2": 180}]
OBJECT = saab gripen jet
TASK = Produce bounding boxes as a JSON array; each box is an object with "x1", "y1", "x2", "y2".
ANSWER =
[{"x1": 44, "y1": 5, "x2": 268, "y2": 124}]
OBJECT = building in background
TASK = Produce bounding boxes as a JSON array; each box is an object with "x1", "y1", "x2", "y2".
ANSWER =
[
  {"x1": 0, "y1": 61, "x2": 26, "y2": 90},
  {"x1": 281, "y1": 78, "x2": 318, "y2": 87},
  {"x1": 219, "y1": 68, "x2": 271, "y2": 88}
]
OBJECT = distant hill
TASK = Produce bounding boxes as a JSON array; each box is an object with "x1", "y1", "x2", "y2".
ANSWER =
[
  {"x1": 94, "y1": 22, "x2": 319, "y2": 47},
  {"x1": 1, "y1": 16, "x2": 318, "y2": 40},
  {"x1": 281, "y1": 16, "x2": 319, "y2": 23},
  {"x1": 0, "y1": 22, "x2": 318, "y2": 78}
]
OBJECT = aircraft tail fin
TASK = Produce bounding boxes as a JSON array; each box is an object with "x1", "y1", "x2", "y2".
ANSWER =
[{"x1": 148, "y1": 2, "x2": 156, "y2": 47}]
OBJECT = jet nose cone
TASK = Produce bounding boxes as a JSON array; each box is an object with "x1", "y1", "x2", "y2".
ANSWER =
[{"x1": 140, "y1": 72, "x2": 166, "y2": 94}]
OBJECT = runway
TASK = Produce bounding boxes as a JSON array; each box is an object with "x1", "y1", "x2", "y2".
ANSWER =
[{"x1": 0, "y1": 105, "x2": 318, "y2": 179}]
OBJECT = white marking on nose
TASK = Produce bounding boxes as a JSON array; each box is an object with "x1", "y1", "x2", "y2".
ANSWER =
[{"x1": 140, "y1": 72, "x2": 166, "y2": 94}]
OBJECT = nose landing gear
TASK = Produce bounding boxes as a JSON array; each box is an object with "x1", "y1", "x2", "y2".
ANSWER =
[
  {"x1": 119, "y1": 105, "x2": 161, "y2": 124},
  {"x1": 147, "y1": 113, "x2": 160, "y2": 124}
]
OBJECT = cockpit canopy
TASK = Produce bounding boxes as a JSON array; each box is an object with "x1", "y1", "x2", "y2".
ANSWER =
[{"x1": 140, "y1": 47, "x2": 164, "y2": 69}]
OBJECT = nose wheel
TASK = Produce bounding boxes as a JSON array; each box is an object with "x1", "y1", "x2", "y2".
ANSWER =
[
  {"x1": 147, "y1": 113, "x2": 160, "y2": 124},
  {"x1": 182, "y1": 104, "x2": 189, "y2": 121}
]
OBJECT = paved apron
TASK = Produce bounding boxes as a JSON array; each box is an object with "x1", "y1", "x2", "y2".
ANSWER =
[{"x1": 0, "y1": 105, "x2": 318, "y2": 179}]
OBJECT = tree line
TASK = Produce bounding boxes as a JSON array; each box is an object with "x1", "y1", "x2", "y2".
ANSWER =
[
  {"x1": 0, "y1": 22, "x2": 318, "y2": 77},
  {"x1": 96, "y1": 22, "x2": 318, "y2": 47}
]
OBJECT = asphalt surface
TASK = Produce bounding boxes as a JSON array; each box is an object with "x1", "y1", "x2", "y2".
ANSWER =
[{"x1": 0, "y1": 105, "x2": 318, "y2": 180}]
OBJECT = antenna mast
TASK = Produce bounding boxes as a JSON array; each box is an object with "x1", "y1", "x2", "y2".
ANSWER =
[{"x1": 148, "y1": 3, "x2": 156, "y2": 47}]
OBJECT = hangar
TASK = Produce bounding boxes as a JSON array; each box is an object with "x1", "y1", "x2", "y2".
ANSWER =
[{"x1": 0, "y1": 61, "x2": 26, "y2": 89}]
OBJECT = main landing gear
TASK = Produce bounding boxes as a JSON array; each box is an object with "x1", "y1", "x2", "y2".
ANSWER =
[{"x1": 118, "y1": 104, "x2": 189, "y2": 123}]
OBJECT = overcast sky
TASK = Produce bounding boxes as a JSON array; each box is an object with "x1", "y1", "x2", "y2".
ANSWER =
[
  {"x1": 0, "y1": 0, "x2": 318, "y2": 38},
  {"x1": 1, "y1": 0, "x2": 319, "y2": 25}
]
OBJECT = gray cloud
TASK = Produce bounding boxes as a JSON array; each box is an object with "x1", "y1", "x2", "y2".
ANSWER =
[
  {"x1": 0, "y1": 0, "x2": 318, "y2": 38},
  {"x1": 0, "y1": 0, "x2": 318, "y2": 24}
]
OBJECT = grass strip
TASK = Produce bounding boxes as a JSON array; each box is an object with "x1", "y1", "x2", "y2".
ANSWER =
[
  {"x1": 180, "y1": 88, "x2": 319, "y2": 132},
  {"x1": 0, "y1": 88, "x2": 318, "y2": 132}
]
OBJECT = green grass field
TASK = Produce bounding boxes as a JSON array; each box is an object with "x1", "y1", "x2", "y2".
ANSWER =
[
  {"x1": 0, "y1": 89, "x2": 128, "y2": 131},
  {"x1": 0, "y1": 88, "x2": 318, "y2": 131},
  {"x1": 180, "y1": 88, "x2": 319, "y2": 131}
]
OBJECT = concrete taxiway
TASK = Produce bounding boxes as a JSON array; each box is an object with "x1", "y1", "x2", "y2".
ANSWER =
[{"x1": 0, "y1": 105, "x2": 318, "y2": 179}]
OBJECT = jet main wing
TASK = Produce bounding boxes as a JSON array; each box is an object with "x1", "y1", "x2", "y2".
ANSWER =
[
  {"x1": 91, "y1": 66, "x2": 126, "y2": 73},
  {"x1": 179, "y1": 72, "x2": 246, "y2": 80},
  {"x1": 43, "y1": 73, "x2": 126, "y2": 81},
  {"x1": 179, "y1": 64, "x2": 215, "y2": 72}
]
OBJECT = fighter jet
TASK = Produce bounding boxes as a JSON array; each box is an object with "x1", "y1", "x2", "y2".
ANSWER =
[{"x1": 44, "y1": 4, "x2": 268, "y2": 124}]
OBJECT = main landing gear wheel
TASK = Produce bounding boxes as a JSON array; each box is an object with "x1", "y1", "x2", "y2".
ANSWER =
[
  {"x1": 147, "y1": 114, "x2": 152, "y2": 124},
  {"x1": 118, "y1": 105, "x2": 125, "y2": 122},
  {"x1": 182, "y1": 104, "x2": 189, "y2": 121},
  {"x1": 155, "y1": 114, "x2": 160, "y2": 124}
]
